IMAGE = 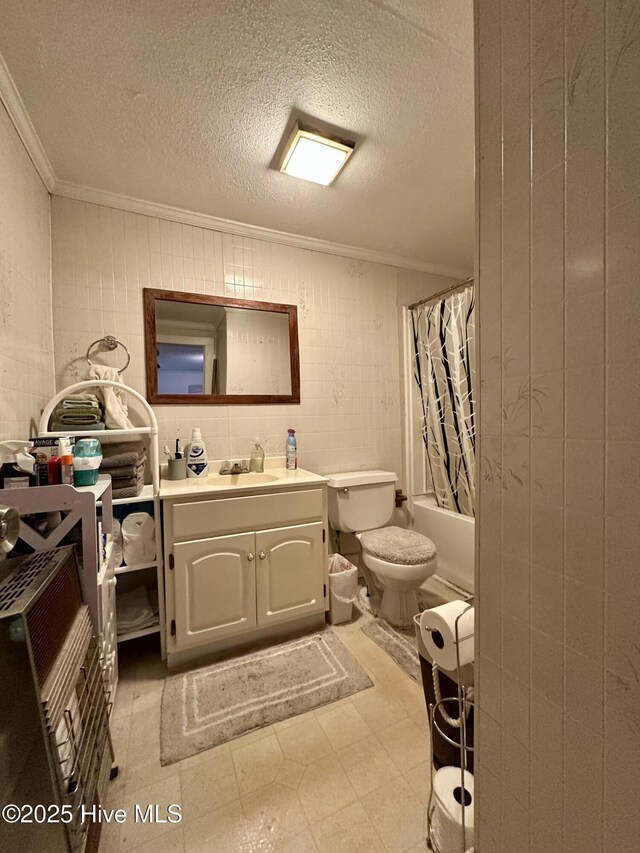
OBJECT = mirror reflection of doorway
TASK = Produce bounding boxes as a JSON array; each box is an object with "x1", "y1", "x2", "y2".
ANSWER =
[{"x1": 157, "y1": 341, "x2": 216, "y2": 395}]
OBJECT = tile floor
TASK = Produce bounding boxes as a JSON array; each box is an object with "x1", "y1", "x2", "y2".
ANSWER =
[{"x1": 101, "y1": 605, "x2": 433, "y2": 853}]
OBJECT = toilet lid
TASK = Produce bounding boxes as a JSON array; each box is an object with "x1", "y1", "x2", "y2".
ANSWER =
[{"x1": 359, "y1": 526, "x2": 437, "y2": 566}]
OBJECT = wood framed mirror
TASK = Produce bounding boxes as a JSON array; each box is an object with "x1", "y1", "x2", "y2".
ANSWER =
[{"x1": 143, "y1": 288, "x2": 300, "y2": 404}]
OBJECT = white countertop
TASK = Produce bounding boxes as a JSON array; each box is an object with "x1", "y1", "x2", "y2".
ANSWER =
[{"x1": 159, "y1": 463, "x2": 327, "y2": 499}]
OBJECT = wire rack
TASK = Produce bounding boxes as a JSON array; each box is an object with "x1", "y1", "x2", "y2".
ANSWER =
[
  {"x1": 425, "y1": 604, "x2": 475, "y2": 853},
  {"x1": 41, "y1": 608, "x2": 114, "y2": 852}
]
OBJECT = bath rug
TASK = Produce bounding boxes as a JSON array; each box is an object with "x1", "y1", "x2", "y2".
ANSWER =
[
  {"x1": 160, "y1": 629, "x2": 373, "y2": 765},
  {"x1": 361, "y1": 617, "x2": 421, "y2": 683}
]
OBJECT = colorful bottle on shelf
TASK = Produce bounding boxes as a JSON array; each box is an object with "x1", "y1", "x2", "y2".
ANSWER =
[
  {"x1": 286, "y1": 429, "x2": 297, "y2": 470},
  {"x1": 59, "y1": 437, "x2": 74, "y2": 486},
  {"x1": 29, "y1": 446, "x2": 49, "y2": 486},
  {"x1": 29, "y1": 437, "x2": 60, "y2": 486},
  {"x1": 48, "y1": 440, "x2": 63, "y2": 485},
  {"x1": 73, "y1": 438, "x2": 103, "y2": 486}
]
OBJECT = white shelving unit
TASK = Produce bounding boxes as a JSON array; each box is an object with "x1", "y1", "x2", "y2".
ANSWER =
[
  {"x1": 0, "y1": 476, "x2": 119, "y2": 702},
  {"x1": 118, "y1": 624, "x2": 162, "y2": 642},
  {"x1": 117, "y1": 617, "x2": 162, "y2": 644},
  {"x1": 39, "y1": 379, "x2": 166, "y2": 659},
  {"x1": 38, "y1": 427, "x2": 155, "y2": 437},
  {"x1": 114, "y1": 559, "x2": 158, "y2": 576},
  {"x1": 0, "y1": 477, "x2": 113, "y2": 624}
]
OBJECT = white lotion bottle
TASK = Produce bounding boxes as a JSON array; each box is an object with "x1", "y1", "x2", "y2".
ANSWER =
[{"x1": 186, "y1": 428, "x2": 209, "y2": 478}]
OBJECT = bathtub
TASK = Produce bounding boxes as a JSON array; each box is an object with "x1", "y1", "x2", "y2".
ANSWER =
[{"x1": 412, "y1": 495, "x2": 475, "y2": 593}]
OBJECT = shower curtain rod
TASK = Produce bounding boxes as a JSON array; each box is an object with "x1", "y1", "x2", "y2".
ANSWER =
[{"x1": 408, "y1": 276, "x2": 474, "y2": 311}]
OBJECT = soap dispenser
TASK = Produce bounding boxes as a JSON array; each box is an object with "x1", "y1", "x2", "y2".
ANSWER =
[{"x1": 250, "y1": 442, "x2": 265, "y2": 473}]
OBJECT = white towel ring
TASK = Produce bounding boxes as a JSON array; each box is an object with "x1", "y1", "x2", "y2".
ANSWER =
[{"x1": 86, "y1": 335, "x2": 131, "y2": 374}]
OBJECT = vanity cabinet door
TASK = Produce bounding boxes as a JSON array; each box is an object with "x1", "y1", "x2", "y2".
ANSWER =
[
  {"x1": 255, "y1": 522, "x2": 325, "y2": 627},
  {"x1": 173, "y1": 532, "x2": 257, "y2": 649}
]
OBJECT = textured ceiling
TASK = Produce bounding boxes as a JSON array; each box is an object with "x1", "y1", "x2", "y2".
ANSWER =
[{"x1": 0, "y1": 0, "x2": 474, "y2": 271}]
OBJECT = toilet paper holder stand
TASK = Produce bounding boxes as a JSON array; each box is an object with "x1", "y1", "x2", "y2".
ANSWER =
[{"x1": 425, "y1": 603, "x2": 475, "y2": 853}]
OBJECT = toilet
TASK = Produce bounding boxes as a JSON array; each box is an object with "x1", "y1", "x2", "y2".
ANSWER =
[{"x1": 327, "y1": 471, "x2": 438, "y2": 628}]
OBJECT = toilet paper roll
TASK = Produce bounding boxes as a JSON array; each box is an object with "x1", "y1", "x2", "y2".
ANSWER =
[
  {"x1": 432, "y1": 765, "x2": 475, "y2": 853},
  {"x1": 111, "y1": 518, "x2": 123, "y2": 568},
  {"x1": 122, "y1": 512, "x2": 156, "y2": 566},
  {"x1": 420, "y1": 600, "x2": 474, "y2": 671}
]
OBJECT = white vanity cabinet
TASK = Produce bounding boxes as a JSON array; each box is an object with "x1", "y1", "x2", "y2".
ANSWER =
[
  {"x1": 255, "y1": 521, "x2": 325, "y2": 626},
  {"x1": 162, "y1": 480, "x2": 329, "y2": 663},
  {"x1": 173, "y1": 531, "x2": 257, "y2": 649}
]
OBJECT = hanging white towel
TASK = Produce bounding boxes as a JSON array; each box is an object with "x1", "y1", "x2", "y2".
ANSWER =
[{"x1": 88, "y1": 365, "x2": 134, "y2": 429}]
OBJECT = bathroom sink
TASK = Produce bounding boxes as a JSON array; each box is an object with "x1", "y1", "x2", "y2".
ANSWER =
[
  {"x1": 209, "y1": 472, "x2": 279, "y2": 486},
  {"x1": 159, "y1": 466, "x2": 327, "y2": 497}
]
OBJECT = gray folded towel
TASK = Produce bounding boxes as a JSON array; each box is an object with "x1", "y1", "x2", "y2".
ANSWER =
[
  {"x1": 101, "y1": 441, "x2": 146, "y2": 469},
  {"x1": 102, "y1": 440, "x2": 146, "y2": 458},
  {"x1": 112, "y1": 471, "x2": 145, "y2": 489},
  {"x1": 107, "y1": 459, "x2": 146, "y2": 479},
  {"x1": 51, "y1": 421, "x2": 106, "y2": 431},
  {"x1": 109, "y1": 459, "x2": 145, "y2": 489},
  {"x1": 112, "y1": 480, "x2": 145, "y2": 499},
  {"x1": 101, "y1": 451, "x2": 147, "y2": 471}
]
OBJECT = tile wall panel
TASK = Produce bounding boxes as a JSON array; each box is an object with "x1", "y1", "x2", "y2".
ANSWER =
[
  {"x1": 475, "y1": 0, "x2": 640, "y2": 849},
  {"x1": 0, "y1": 102, "x2": 52, "y2": 438},
  {"x1": 50, "y1": 197, "x2": 455, "y2": 478}
]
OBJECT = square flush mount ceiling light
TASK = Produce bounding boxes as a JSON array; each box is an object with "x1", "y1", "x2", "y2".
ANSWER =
[{"x1": 280, "y1": 124, "x2": 354, "y2": 186}]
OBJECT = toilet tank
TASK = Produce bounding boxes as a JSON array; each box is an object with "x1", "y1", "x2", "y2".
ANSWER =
[{"x1": 327, "y1": 471, "x2": 397, "y2": 533}]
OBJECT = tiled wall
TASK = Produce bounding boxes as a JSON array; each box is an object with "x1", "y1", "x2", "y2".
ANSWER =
[
  {"x1": 51, "y1": 196, "x2": 456, "y2": 477},
  {"x1": 475, "y1": 0, "x2": 640, "y2": 850},
  {"x1": 0, "y1": 101, "x2": 52, "y2": 439}
]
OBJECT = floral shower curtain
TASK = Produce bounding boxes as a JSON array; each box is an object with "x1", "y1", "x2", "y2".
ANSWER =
[{"x1": 411, "y1": 283, "x2": 476, "y2": 517}]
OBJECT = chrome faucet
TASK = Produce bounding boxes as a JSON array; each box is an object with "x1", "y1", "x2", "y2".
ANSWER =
[{"x1": 219, "y1": 459, "x2": 250, "y2": 475}]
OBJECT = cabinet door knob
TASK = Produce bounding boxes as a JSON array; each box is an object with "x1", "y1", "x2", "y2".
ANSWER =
[
  {"x1": 247, "y1": 552, "x2": 254, "y2": 561},
  {"x1": 259, "y1": 551, "x2": 266, "y2": 560}
]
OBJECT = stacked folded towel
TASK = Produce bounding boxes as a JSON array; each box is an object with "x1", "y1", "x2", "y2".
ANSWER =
[
  {"x1": 116, "y1": 586, "x2": 158, "y2": 635},
  {"x1": 51, "y1": 393, "x2": 105, "y2": 429},
  {"x1": 100, "y1": 440, "x2": 147, "y2": 498}
]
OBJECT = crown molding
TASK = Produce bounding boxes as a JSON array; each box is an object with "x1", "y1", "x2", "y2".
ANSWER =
[
  {"x1": 0, "y1": 53, "x2": 55, "y2": 191},
  {"x1": 52, "y1": 180, "x2": 470, "y2": 279}
]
